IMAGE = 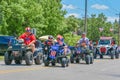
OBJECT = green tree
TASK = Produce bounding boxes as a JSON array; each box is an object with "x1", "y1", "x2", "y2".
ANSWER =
[
  {"x1": 87, "y1": 13, "x2": 113, "y2": 41},
  {"x1": 40, "y1": 0, "x2": 66, "y2": 36},
  {"x1": 87, "y1": 14, "x2": 100, "y2": 41},
  {"x1": 0, "y1": 0, "x2": 44, "y2": 37}
]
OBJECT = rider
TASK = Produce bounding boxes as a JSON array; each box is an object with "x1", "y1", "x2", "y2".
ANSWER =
[
  {"x1": 78, "y1": 32, "x2": 90, "y2": 48},
  {"x1": 78, "y1": 32, "x2": 90, "y2": 54},
  {"x1": 89, "y1": 40, "x2": 93, "y2": 50},
  {"x1": 18, "y1": 27, "x2": 36, "y2": 53},
  {"x1": 55, "y1": 34, "x2": 66, "y2": 47},
  {"x1": 55, "y1": 34, "x2": 69, "y2": 54},
  {"x1": 44, "y1": 35, "x2": 54, "y2": 46}
]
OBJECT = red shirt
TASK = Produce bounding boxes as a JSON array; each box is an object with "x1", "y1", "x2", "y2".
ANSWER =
[{"x1": 19, "y1": 33, "x2": 36, "y2": 45}]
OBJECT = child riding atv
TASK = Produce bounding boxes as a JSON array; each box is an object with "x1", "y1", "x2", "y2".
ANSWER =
[{"x1": 43, "y1": 34, "x2": 70, "y2": 67}]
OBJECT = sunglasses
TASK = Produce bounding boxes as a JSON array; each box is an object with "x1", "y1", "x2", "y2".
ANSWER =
[
  {"x1": 57, "y1": 38, "x2": 60, "y2": 39},
  {"x1": 49, "y1": 38, "x2": 53, "y2": 39}
]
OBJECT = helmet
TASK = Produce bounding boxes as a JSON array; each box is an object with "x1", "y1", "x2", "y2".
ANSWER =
[
  {"x1": 57, "y1": 34, "x2": 64, "y2": 41},
  {"x1": 48, "y1": 35, "x2": 53, "y2": 39},
  {"x1": 57, "y1": 34, "x2": 63, "y2": 40},
  {"x1": 25, "y1": 27, "x2": 31, "y2": 32}
]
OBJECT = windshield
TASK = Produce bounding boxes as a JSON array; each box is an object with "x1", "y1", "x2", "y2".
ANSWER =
[{"x1": 98, "y1": 40, "x2": 110, "y2": 45}]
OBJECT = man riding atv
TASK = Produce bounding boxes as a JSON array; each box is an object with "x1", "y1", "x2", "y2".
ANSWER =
[
  {"x1": 19, "y1": 27, "x2": 36, "y2": 53},
  {"x1": 70, "y1": 32, "x2": 94, "y2": 64},
  {"x1": 4, "y1": 27, "x2": 43, "y2": 65},
  {"x1": 78, "y1": 32, "x2": 90, "y2": 48}
]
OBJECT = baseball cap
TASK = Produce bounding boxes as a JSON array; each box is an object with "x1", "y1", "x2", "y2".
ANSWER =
[
  {"x1": 25, "y1": 27, "x2": 31, "y2": 32},
  {"x1": 82, "y1": 32, "x2": 86, "y2": 35}
]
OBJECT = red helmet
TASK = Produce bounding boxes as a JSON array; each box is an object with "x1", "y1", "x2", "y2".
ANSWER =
[{"x1": 25, "y1": 27, "x2": 31, "y2": 32}]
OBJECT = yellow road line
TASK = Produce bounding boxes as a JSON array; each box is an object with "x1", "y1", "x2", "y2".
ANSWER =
[{"x1": 0, "y1": 66, "x2": 47, "y2": 74}]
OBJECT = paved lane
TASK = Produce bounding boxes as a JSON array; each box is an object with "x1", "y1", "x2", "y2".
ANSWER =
[{"x1": 0, "y1": 58, "x2": 120, "y2": 80}]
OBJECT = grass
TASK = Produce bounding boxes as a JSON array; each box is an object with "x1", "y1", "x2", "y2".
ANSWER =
[{"x1": 0, "y1": 56, "x2": 4, "y2": 60}]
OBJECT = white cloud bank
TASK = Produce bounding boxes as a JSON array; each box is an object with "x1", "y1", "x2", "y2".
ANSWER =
[
  {"x1": 62, "y1": 4, "x2": 76, "y2": 10},
  {"x1": 91, "y1": 4, "x2": 109, "y2": 10}
]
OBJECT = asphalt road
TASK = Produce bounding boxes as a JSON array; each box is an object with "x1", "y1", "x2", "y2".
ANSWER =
[{"x1": 0, "y1": 57, "x2": 120, "y2": 80}]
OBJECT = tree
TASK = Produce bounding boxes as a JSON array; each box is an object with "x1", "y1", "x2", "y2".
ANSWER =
[
  {"x1": 40, "y1": 0, "x2": 66, "y2": 36},
  {"x1": 87, "y1": 14, "x2": 100, "y2": 41},
  {"x1": 0, "y1": 0, "x2": 44, "y2": 37},
  {"x1": 87, "y1": 13, "x2": 113, "y2": 41},
  {"x1": 65, "y1": 15, "x2": 79, "y2": 32}
]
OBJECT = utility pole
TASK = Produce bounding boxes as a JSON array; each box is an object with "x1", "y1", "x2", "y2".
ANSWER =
[
  {"x1": 84, "y1": 0, "x2": 87, "y2": 33},
  {"x1": 118, "y1": 13, "x2": 120, "y2": 46},
  {"x1": 116, "y1": 13, "x2": 120, "y2": 46}
]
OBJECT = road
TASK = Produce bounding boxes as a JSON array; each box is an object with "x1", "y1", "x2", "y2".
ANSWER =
[{"x1": 0, "y1": 57, "x2": 120, "y2": 80}]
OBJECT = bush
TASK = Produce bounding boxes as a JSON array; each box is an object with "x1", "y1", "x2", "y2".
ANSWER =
[{"x1": 63, "y1": 33, "x2": 81, "y2": 46}]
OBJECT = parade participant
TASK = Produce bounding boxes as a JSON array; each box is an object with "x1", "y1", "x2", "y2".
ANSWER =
[{"x1": 19, "y1": 27, "x2": 36, "y2": 53}]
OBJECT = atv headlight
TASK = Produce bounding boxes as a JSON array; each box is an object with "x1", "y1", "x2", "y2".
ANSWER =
[
  {"x1": 9, "y1": 46, "x2": 12, "y2": 48},
  {"x1": 45, "y1": 47, "x2": 48, "y2": 50}
]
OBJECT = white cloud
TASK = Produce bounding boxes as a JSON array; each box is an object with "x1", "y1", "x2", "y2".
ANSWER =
[
  {"x1": 107, "y1": 16, "x2": 118, "y2": 22},
  {"x1": 91, "y1": 4, "x2": 109, "y2": 10},
  {"x1": 65, "y1": 13, "x2": 80, "y2": 18},
  {"x1": 62, "y1": 4, "x2": 76, "y2": 10}
]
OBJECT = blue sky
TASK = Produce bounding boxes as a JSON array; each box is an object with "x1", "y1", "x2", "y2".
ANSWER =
[{"x1": 62, "y1": 0, "x2": 120, "y2": 22}]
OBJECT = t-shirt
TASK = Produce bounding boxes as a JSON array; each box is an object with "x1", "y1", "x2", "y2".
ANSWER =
[
  {"x1": 79, "y1": 37, "x2": 90, "y2": 46},
  {"x1": 19, "y1": 33, "x2": 36, "y2": 45}
]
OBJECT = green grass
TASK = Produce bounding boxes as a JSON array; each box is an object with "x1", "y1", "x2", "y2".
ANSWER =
[{"x1": 0, "y1": 56, "x2": 4, "y2": 60}]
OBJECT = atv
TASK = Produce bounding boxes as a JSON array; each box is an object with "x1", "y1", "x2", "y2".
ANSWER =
[
  {"x1": 70, "y1": 46, "x2": 94, "y2": 64},
  {"x1": 43, "y1": 44, "x2": 70, "y2": 67},
  {"x1": 95, "y1": 37, "x2": 119, "y2": 59},
  {"x1": 4, "y1": 39, "x2": 43, "y2": 65}
]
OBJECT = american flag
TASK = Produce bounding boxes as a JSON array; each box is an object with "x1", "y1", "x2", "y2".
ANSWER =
[
  {"x1": 99, "y1": 28, "x2": 104, "y2": 32},
  {"x1": 50, "y1": 51, "x2": 56, "y2": 56},
  {"x1": 110, "y1": 28, "x2": 114, "y2": 32}
]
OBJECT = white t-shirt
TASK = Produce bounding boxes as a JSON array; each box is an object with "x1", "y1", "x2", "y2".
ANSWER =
[{"x1": 79, "y1": 37, "x2": 90, "y2": 46}]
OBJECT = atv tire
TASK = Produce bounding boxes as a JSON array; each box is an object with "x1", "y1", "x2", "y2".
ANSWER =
[
  {"x1": 85, "y1": 55, "x2": 90, "y2": 64},
  {"x1": 4, "y1": 52, "x2": 12, "y2": 65},
  {"x1": 34, "y1": 54, "x2": 43, "y2": 65},
  {"x1": 25, "y1": 51, "x2": 33, "y2": 65}
]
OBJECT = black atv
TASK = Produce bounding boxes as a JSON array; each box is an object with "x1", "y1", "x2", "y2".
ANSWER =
[
  {"x1": 4, "y1": 39, "x2": 43, "y2": 65},
  {"x1": 70, "y1": 46, "x2": 94, "y2": 64}
]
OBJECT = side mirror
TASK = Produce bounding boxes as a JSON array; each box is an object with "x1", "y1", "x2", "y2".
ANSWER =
[{"x1": 31, "y1": 28, "x2": 36, "y2": 36}]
